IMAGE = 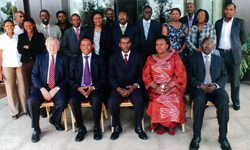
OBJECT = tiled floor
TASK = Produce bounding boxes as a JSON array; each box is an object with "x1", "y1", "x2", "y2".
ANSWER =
[{"x1": 0, "y1": 82, "x2": 250, "y2": 150}]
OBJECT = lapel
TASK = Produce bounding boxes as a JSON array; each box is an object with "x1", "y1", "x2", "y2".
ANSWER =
[
  {"x1": 43, "y1": 53, "x2": 49, "y2": 83},
  {"x1": 71, "y1": 27, "x2": 78, "y2": 41},
  {"x1": 79, "y1": 27, "x2": 85, "y2": 40},
  {"x1": 124, "y1": 24, "x2": 130, "y2": 35},
  {"x1": 39, "y1": 23, "x2": 46, "y2": 35},
  {"x1": 118, "y1": 52, "x2": 126, "y2": 71},
  {"x1": 147, "y1": 20, "x2": 154, "y2": 40},
  {"x1": 217, "y1": 19, "x2": 223, "y2": 44},
  {"x1": 78, "y1": 54, "x2": 83, "y2": 79},
  {"x1": 90, "y1": 53, "x2": 97, "y2": 78},
  {"x1": 230, "y1": 17, "x2": 237, "y2": 38},
  {"x1": 197, "y1": 53, "x2": 205, "y2": 79},
  {"x1": 54, "y1": 53, "x2": 61, "y2": 83},
  {"x1": 210, "y1": 54, "x2": 216, "y2": 81},
  {"x1": 126, "y1": 51, "x2": 134, "y2": 72}
]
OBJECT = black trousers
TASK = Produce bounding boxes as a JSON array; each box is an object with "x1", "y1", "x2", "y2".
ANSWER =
[
  {"x1": 28, "y1": 87, "x2": 68, "y2": 128},
  {"x1": 220, "y1": 51, "x2": 240, "y2": 105},
  {"x1": 108, "y1": 88, "x2": 144, "y2": 127},
  {"x1": 192, "y1": 88, "x2": 229, "y2": 138},
  {"x1": 69, "y1": 89, "x2": 102, "y2": 128}
]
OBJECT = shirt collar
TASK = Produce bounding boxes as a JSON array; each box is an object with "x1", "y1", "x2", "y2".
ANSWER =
[
  {"x1": 121, "y1": 50, "x2": 131, "y2": 57},
  {"x1": 82, "y1": 52, "x2": 92, "y2": 58},
  {"x1": 73, "y1": 26, "x2": 81, "y2": 30},
  {"x1": 49, "y1": 53, "x2": 57, "y2": 59},
  {"x1": 223, "y1": 16, "x2": 234, "y2": 23},
  {"x1": 202, "y1": 52, "x2": 212, "y2": 58},
  {"x1": 143, "y1": 19, "x2": 151, "y2": 24},
  {"x1": 119, "y1": 23, "x2": 128, "y2": 28},
  {"x1": 42, "y1": 23, "x2": 50, "y2": 28},
  {"x1": 188, "y1": 14, "x2": 195, "y2": 20}
]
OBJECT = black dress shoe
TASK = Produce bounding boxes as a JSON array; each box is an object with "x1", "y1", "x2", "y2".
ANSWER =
[
  {"x1": 233, "y1": 104, "x2": 240, "y2": 111},
  {"x1": 219, "y1": 137, "x2": 232, "y2": 150},
  {"x1": 31, "y1": 128, "x2": 41, "y2": 143},
  {"x1": 93, "y1": 126, "x2": 102, "y2": 140},
  {"x1": 49, "y1": 117, "x2": 64, "y2": 131},
  {"x1": 75, "y1": 127, "x2": 87, "y2": 142},
  {"x1": 110, "y1": 125, "x2": 122, "y2": 140},
  {"x1": 40, "y1": 108, "x2": 47, "y2": 118},
  {"x1": 189, "y1": 136, "x2": 201, "y2": 150},
  {"x1": 135, "y1": 126, "x2": 148, "y2": 140}
]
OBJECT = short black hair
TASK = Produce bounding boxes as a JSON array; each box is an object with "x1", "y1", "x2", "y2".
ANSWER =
[
  {"x1": 225, "y1": 2, "x2": 236, "y2": 10},
  {"x1": 171, "y1": 8, "x2": 181, "y2": 16},
  {"x1": 195, "y1": 9, "x2": 209, "y2": 22},
  {"x1": 119, "y1": 9, "x2": 129, "y2": 17},
  {"x1": 40, "y1": 9, "x2": 50, "y2": 16},
  {"x1": 81, "y1": 38, "x2": 94, "y2": 45},
  {"x1": 142, "y1": 6, "x2": 152, "y2": 11},
  {"x1": 56, "y1": 10, "x2": 67, "y2": 18},
  {"x1": 23, "y1": 17, "x2": 38, "y2": 33},
  {"x1": 105, "y1": 8, "x2": 114, "y2": 14},
  {"x1": 91, "y1": 11, "x2": 103, "y2": 20},
  {"x1": 156, "y1": 35, "x2": 171, "y2": 49},
  {"x1": 3, "y1": 20, "x2": 14, "y2": 27}
]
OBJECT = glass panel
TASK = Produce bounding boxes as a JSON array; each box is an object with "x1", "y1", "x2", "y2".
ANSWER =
[{"x1": 0, "y1": 0, "x2": 17, "y2": 33}]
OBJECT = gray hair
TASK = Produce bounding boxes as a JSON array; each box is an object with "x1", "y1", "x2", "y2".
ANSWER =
[{"x1": 45, "y1": 37, "x2": 59, "y2": 46}]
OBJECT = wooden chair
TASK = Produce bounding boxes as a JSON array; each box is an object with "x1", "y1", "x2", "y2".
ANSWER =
[
  {"x1": 68, "y1": 100, "x2": 108, "y2": 132},
  {"x1": 40, "y1": 100, "x2": 68, "y2": 131},
  {"x1": 110, "y1": 99, "x2": 145, "y2": 132}
]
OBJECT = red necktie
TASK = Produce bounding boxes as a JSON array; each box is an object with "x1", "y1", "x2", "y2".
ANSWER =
[
  {"x1": 48, "y1": 55, "x2": 55, "y2": 89},
  {"x1": 124, "y1": 54, "x2": 128, "y2": 67},
  {"x1": 76, "y1": 28, "x2": 79, "y2": 40}
]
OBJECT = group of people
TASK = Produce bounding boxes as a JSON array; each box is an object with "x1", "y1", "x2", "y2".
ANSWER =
[{"x1": 0, "y1": 2, "x2": 247, "y2": 150}]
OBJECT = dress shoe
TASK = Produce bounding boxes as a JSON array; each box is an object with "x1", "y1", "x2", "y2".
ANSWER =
[
  {"x1": 189, "y1": 136, "x2": 201, "y2": 150},
  {"x1": 218, "y1": 137, "x2": 232, "y2": 150},
  {"x1": 49, "y1": 117, "x2": 64, "y2": 131},
  {"x1": 233, "y1": 104, "x2": 240, "y2": 111},
  {"x1": 93, "y1": 126, "x2": 102, "y2": 140},
  {"x1": 31, "y1": 128, "x2": 41, "y2": 143},
  {"x1": 75, "y1": 127, "x2": 87, "y2": 142},
  {"x1": 110, "y1": 125, "x2": 122, "y2": 140},
  {"x1": 135, "y1": 126, "x2": 148, "y2": 140}
]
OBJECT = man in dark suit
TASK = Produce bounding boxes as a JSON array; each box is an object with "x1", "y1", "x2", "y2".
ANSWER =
[
  {"x1": 56, "y1": 10, "x2": 72, "y2": 35},
  {"x1": 61, "y1": 14, "x2": 86, "y2": 58},
  {"x1": 109, "y1": 36, "x2": 147, "y2": 140},
  {"x1": 137, "y1": 6, "x2": 161, "y2": 61},
  {"x1": 215, "y1": 3, "x2": 247, "y2": 111},
  {"x1": 179, "y1": 2, "x2": 198, "y2": 28},
  {"x1": 69, "y1": 38, "x2": 107, "y2": 141},
  {"x1": 28, "y1": 37, "x2": 69, "y2": 143},
  {"x1": 104, "y1": 8, "x2": 115, "y2": 29},
  {"x1": 112, "y1": 10, "x2": 140, "y2": 54},
  {"x1": 188, "y1": 38, "x2": 231, "y2": 150}
]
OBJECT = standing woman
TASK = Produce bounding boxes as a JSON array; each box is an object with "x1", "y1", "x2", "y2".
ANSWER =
[
  {"x1": 86, "y1": 11, "x2": 112, "y2": 61},
  {"x1": 18, "y1": 18, "x2": 45, "y2": 101},
  {"x1": 0, "y1": 20, "x2": 26, "y2": 119},
  {"x1": 162, "y1": 8, "x2": 188, "y2": 63}
]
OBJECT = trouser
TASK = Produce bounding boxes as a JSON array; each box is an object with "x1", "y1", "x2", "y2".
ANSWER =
[{"x1": 21, "y1": 61, "x2": 34, "y2": 99}]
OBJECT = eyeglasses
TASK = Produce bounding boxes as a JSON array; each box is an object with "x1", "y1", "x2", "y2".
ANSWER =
[{"x1": 197, "y1": 14, "x2": 205, "y2": 17}]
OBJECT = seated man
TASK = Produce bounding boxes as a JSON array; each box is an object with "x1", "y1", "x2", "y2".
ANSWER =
[
  {"x1": 69, "y1": 38, "x2": 107, "y2": 141},
  {"x1": 108, "y1": 35, "x2": 147, "y2": 140},
  {"x1": 187, "y1": 37, "x2": 231, "y2": 150},
  {"x1": 28, "y1": 37, "x2": 69, "y2": 142}
]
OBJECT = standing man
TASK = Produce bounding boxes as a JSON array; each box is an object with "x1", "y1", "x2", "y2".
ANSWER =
[
  {"x1": 36, "y1": 10, "x2": 62, "y2": 41},
  {"x1": 180, "y1": 2, "x2": 198, "y2": 28},
  {"x1": 137, "y1": 6, "x2": 161, "y2": 61},
  {"x1": 56, "y1": 10, "x2": 72, "y2": 35},
  {"x1": 61, "y1": 14, "x2": 86, "y2": 58},
  {"x1": 28, "y1": 37, "x2": 69, "y2": 142},
  {"x1": 108, "y1": 36, "x2": 147, "y2": 140},
  {"x1": 215, "y1": 3, "x2": 247, "y2": 111},
  {"x1": 188, "y1": 38, "x2": 231, "y2": 150},
  {"x1": 69, "y1": 38, "x2": 107, "y2": 141},
  {"x1": 104, "y1": 8, "x2": 115, "y2": 29},
  {"x1": 14, "y1": 11, "x2": 25, "y2": 35},
  {"x1": 112, "y1": 10, "x2": 140, "y2": 53}
]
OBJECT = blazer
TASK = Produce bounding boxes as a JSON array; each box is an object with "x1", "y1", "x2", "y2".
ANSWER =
[
  {"x1": 137, "y1": 19, "x2": 161, "y2": 59},
  {"x1": 215, "y1": 17, "x2": 247, "y2": 64},
  {"x1": 86, "y1": 26, "x2": 112, "y2": 60},
  {"x1": 186, "y1": 23, "x2": 217, "y2": 55},
  {"x1": 31, "y1": 52, "x2": 70, "y2": 90},
  {"x1": 112, "y1": 24, "x2": 140, "y2": 54},
  {"x1": 60, "y1": 27, "x2": 86, "y2": 58},
  {"x1": 69, "y1": 52, "x2": 107, "y2": 90},
  {"x1": 36, "y1": 23, "x2": 62, "y2": 41},
  {"x1": 17, "y1": 32, "x2": 46, "y2": 63},
  {"x1": 187, "y1": 53, "x2": 228, "y2": 89},
  {"x1": 109, "y1": 51, "x2": 144, "y2": 89},
  {"x1": 179, "y1": 15, "x2": 198, "y2": 27}
]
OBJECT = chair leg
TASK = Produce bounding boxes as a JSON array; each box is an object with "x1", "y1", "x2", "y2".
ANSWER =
[
  {"x1": 62, "y1": 109, "x2": 68, "y2": 131},
  {"x1": 142, "y1": 117, "x2": 145, "y2": 131},
  {"x1": 68, "y1": 104, "x2": 76, "y2": 132},
  {"x1": 182, "y1": 123, "x2": 185, "y2": 132},
  {"x1": 102, "y1": 103, "x2": 108, "y2": 119},
  {"x1": 101, "y1": 109, "x2": 104, "y2": 132},
  {"x1": 46, "y1": 106, "x2": 50, "y2": 118},
  {"x1": 190, "y1": 101, "x2": 194, "y2": 119}
]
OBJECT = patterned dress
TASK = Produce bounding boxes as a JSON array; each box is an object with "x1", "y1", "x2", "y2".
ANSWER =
[{"x1": 143, "y1": 53, "x2": 187, "y2": 129}]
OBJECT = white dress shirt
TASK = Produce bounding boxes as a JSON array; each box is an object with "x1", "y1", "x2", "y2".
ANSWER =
[
  {"x1": 81, "y1": 52, "x2": 93, "y2": 86},
  {"x1": 73, "y1": 26, "x2": 81, "y2": 35},
  {"x1": 119, "y1": 23, "x2": 128, "y2": 32},
  {"x1": 121, "y1": 50, "x2": 131, "y2": 61},
  {"x1": 47, "y1": 54, "x2": 57, "y2": 84},
  {"x1": 14, "y1": 25, "x2": 24, "y2": 35},
  {"x1": 218, "y1": 17, "x2": 234, "y2": 50}
]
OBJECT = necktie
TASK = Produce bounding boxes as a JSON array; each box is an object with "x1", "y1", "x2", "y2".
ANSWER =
[
  {"x1": 76, "y1": 28, "x2": 80, "y2": 40},
  {"x1": 121, "y1": 25, "x2": 125, "y2": 35},
  {"x1": 205, "y1": 55, "x2": 212, "y2": 83},
  {"x1": 45, "y1": 26, "x2": 49, "y2": 38},
  {"x1": 124, "y1": 54, "x2": 128, "y2": 67},
  {"x1": 84, "y1": 56, "x2": 91, "y2": 86},
  {"x1": 144, "y1": 22, "x2": 149, "y2": 40},
  {"x1": 48, "y1": 55, "x2": 55, "y2": 89}
]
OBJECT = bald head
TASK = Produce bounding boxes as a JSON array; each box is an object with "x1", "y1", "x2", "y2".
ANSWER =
[{"x1": 15, "y1": 11, "x2": 25, "y2": 27}]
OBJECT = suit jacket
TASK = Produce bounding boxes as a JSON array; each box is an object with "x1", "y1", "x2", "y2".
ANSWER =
[
  {"x1": 179, "y1": 15, "x2": 198, "y2": 27},
  {"x1": 17, "y1": 32, "x2": 46, "y2": 63},
  {"x1": 187, "y1": 53, "x2": 228, "y2": 89},
  {"x1": 69, "y1": 52, "x2": 107, "y2": 90},
  {"x1": 109, "y1": 51, "x2": 144, "y2": 89},
  {"x1": 36, "y1": 23, "x2": 62, "y2": 41},
  {"x1": 60, "y1": 27, "x2": 86, "y2": 58},
  {"x1": 31, "y1": 52, "x2": 70, "y2": 90},
  {"x1": 112, "y1": 24, "x2": 140, "y2": 54},
  {"x1": 86, "y1": 26, "x2": 112, "y2": 60},
  {"x1": 215, "y1": 17, "x2": 247, "y2": 64},
  {"x1": 137, "y1": 19, "x2": 161, "y2": 60}
]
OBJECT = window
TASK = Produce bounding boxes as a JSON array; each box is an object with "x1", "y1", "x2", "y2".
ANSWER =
[{"x1": 0, "y1": 0, "x2": 17, "y2": 33}]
